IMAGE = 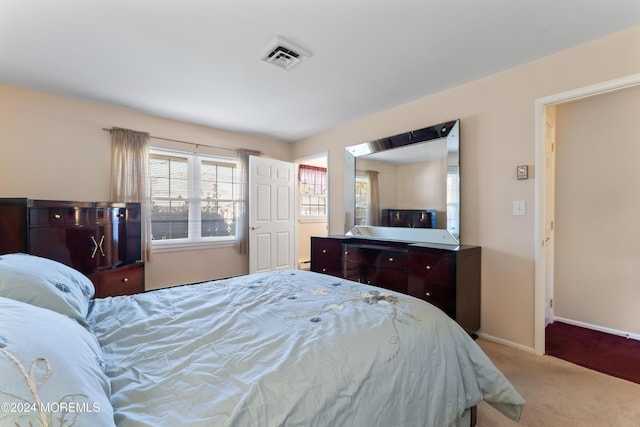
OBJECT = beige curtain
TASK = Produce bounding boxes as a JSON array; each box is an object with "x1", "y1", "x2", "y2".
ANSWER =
[
  {"x1": 109, "y1": 127, "x2": 152, "y2": 261},
  {"x1": 235, "y1": 148, "x2": 262, "y2": 254},
  {"x1": 367, "y1": 170, "x2": 380, "y2": 226}
]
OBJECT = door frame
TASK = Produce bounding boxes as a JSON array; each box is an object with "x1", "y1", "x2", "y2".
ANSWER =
[
  {"x1": 533, "y1": 72, "x2": 640, "y2": 355},
  {"x1": 294, "y1": 151, "x2": 330, "y2": 269}
]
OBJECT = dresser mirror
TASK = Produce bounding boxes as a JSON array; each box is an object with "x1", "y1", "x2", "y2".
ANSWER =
[{"x1": 344, "y1": 119, "x2": 460, "y2": 242}]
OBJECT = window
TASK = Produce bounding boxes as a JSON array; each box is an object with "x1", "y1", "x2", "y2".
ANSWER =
[
  {"x1": 447, "y1": 167, "x2": 460, "y2": 233},
  {"x1": 354, "y1": 174, "x2": 369, "y2": 225},
  {"x1": 149, "y1": 148, "x2": 241, "y2": 247},
  {"x1": 299, "y1": 164, "x2": 327, "y2": 218}
]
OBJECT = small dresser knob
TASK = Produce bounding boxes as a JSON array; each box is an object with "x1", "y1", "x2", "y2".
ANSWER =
[
  {"x1": 322, "y1": 249, "x2": 327, "y2": 253},
  {"x1": 388, "y1": 257, "x2": 394, "y2": 262},
  {"x1": 122, "y1": 277, "x2": 129, "y2": 283},
  {"x1": 322, "y1": 268, "x2": 326, "y2": 272},
  {"x1": 54, "y1": 213, "x2": 61, "y2": 219},
  {"x1": 426, "y1": 265, "x2": 431, "y2": 270},
  {"x1": 425, "y1": 292, "x2": 431, "y2": 298}
]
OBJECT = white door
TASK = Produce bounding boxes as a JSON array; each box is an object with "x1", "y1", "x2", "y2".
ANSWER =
[{"x1": 249, "y1": 156, "x2": 295, "y2": 274}]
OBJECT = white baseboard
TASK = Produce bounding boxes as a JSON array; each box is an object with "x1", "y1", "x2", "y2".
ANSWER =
[
  {"x1": 476, "y1": 332, "x2": 535, "y2": 354},
  {"x1": 552, "y1": 317, "x2": 640, "y2": 342}
]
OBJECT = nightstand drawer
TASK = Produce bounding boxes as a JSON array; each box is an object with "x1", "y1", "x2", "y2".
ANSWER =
[{"x1": 92, "y1": 263, "x2": 144, "y2": 298}]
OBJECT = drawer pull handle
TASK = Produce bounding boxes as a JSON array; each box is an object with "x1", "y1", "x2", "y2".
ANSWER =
[
  {"x1": 322, "y1": 268, "x2": 326, "y2": 272},
  {"x1": 322, "y1": 249, "x2": 327, "y2": 253},
  {"x1": 388, "y1": 257, "x2": 394, "y2": 262},
  {"x1": 426, "y1": 265, "x2": 432, "y2": 270},
  {"x1": 54, "y1": 213, "x2": 61, "y2": 219},
  {"x1": 344, "y1": 251, "x2": 349, "y2": 255},
  {"x1": 122, "y1": 277, "x2": 129, "y2": 283},
  {"x1": 90, "y1": 235, "x2": 106, "y2": 258},
  {"x1": 425, "y1": 292, "x2": 431, "y2": 298}
]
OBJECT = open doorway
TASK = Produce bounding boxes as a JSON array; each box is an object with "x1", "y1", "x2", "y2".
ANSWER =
[
  {"x1": 295, "y1": 152, "x2": 329, "y2": 271},
  {"x1": 534, "y1": 73, "x2": 640, "y2": 355}
]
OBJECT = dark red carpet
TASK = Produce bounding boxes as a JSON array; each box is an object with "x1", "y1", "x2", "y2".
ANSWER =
[{"x1": 545, "y1": 321, "x2": 640, "y2": 384}]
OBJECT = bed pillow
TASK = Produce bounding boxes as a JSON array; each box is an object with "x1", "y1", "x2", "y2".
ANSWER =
[
  {"x1": 0, "y1": 253, "x2": 94, "y2": 324},
  {"x1": 0, "y1": 296, "x2": 115, "y2": 427}
]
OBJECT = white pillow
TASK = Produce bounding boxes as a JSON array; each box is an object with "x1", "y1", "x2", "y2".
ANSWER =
[
  {"x1": 0, "y1": 296, "x2": 115, "y2": 426},
  {"x1": 0, "y1": 253, "x2": 94, "y2": 324}
]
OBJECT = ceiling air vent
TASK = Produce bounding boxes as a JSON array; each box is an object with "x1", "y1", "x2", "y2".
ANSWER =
[{"x1": 261, "y1": 37, "x2": 311, "y2": 71}]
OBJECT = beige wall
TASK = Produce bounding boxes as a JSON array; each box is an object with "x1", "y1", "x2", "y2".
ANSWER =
[
  {"x1": 554, "y1": 84, "x2": 640, "y2": 334},
  {"x1": 291, "y1": 26, "x2": 640, "y2": 349},
  {"x1": 0, "y1": 85, "x2": 291, "y2": 290},
  {"x1": 397, "y1": 160, "x2": 447, "y2": 228},
  {"x1": 356, "y1": 158, "x2": 398, "y2": 212}
]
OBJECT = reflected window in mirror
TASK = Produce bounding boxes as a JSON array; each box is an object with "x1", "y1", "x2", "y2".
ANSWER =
[
  {"x1": 447, "y1": 168, "x2": 460, "y2": 236},
  {"x1": 355, "y1": 170, "x2": 380, "y2": 226},
  {"x1": 355, "y1": 173, "x2": 369, "y2": 225}
]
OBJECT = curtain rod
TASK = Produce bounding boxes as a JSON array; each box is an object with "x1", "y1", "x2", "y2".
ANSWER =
[{"x1": 102, "y1": 127, "x2": 236, "y2": 152}]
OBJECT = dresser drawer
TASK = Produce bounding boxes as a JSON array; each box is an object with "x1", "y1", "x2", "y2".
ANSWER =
[
  {"x1": 92, "y1": 263, "x2": 144, "y2": 298},
  {"x1": 374, "y1": 250, "x2": 407, "y2": 270},
  {"x1": 29, "y1": 207, "x2": 120, "y2": 226},
  {"x1": 408, "y1": 250, "x2": 456, "y2": 316},
  {"x1": 367, "y1": 267, "x2": 408, "y2": 294},
  {"x1": 343, "y1": 244, "x2": 408, "y2": 270},
  {"x1": 30, "y1": 207, "x2": 90, "y2": 225},
  {"x1": 409, "y1": 250, "x2": 454, "y2": 285},
  {"x1": 415, "y1": 281, "x2": 455, "y2": 317},
  {"x1": 311, "y1": 237, "x2": 344, "y2": 276}
]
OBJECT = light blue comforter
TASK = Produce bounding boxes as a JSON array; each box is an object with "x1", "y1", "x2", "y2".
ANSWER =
[{"x1": 87, "y1": 270, "x2": 524, "y2": 426}]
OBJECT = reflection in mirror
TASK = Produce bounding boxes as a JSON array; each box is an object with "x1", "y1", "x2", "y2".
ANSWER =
[{"x1": 344, "y1": 120, "x2": 460, "y2": 242}]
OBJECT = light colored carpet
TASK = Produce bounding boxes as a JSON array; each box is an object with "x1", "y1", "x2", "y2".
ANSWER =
[{"x1": 476, "y1": 339, "x2": 640, "y2": 426}]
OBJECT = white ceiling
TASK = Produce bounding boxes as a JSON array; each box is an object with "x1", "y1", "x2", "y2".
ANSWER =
[{"x1": 1, "y1": 0, "x2": 638, "y2": 142}]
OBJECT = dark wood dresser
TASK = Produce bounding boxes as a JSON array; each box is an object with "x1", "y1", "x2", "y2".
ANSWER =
[
  {"x1": 311, "y1": 235, "x2": 480, "y2": 331},
  {"x1": 0, "y1": 198, "x2": 144, "y2": 298}
]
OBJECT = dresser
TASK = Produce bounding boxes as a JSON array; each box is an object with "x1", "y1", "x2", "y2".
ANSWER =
[
  {"x1": 311, "y1": 235, "x2": 480, "y2": 331},
  {"x1": 0, "y1": 198, "x2": 144, "y2": 298}
]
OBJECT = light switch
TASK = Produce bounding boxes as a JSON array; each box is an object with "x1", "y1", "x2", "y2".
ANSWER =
[{"x1": 513, "y1": 200, "x2": 525, "y2": 216}]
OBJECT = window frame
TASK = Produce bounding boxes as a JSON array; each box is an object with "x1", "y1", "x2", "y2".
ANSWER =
[
  {"x1": 149, "y1": 147, "x2": 240, "y2": 252},
  {"x1": 354, "y1": 173, "x2": 369, "y2": 226},
  {"x1": 298, "y1": 164, "x2": 328, "y2": 221}
]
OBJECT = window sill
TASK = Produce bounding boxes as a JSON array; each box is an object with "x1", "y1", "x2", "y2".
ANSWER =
[
  {"x1": 299, "y1": 217, "x2": 327, "y2": 224},
  {"x1": 151, "y1": 239, "x2": 236, "y2": 254}
]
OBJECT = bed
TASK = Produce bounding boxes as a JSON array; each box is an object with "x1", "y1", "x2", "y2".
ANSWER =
[{"x1": 0, "y1": 253, "x2": 524, "y2": 426}]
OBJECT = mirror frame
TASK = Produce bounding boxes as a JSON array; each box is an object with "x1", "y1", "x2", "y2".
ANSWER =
[{"x1": 344, "y1": 119, "x2": 460, "y2": 242}]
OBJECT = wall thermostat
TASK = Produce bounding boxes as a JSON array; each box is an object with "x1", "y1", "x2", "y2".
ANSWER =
[{"x1": 516, "y1": 165, "x2": 528, "y2": 180}]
